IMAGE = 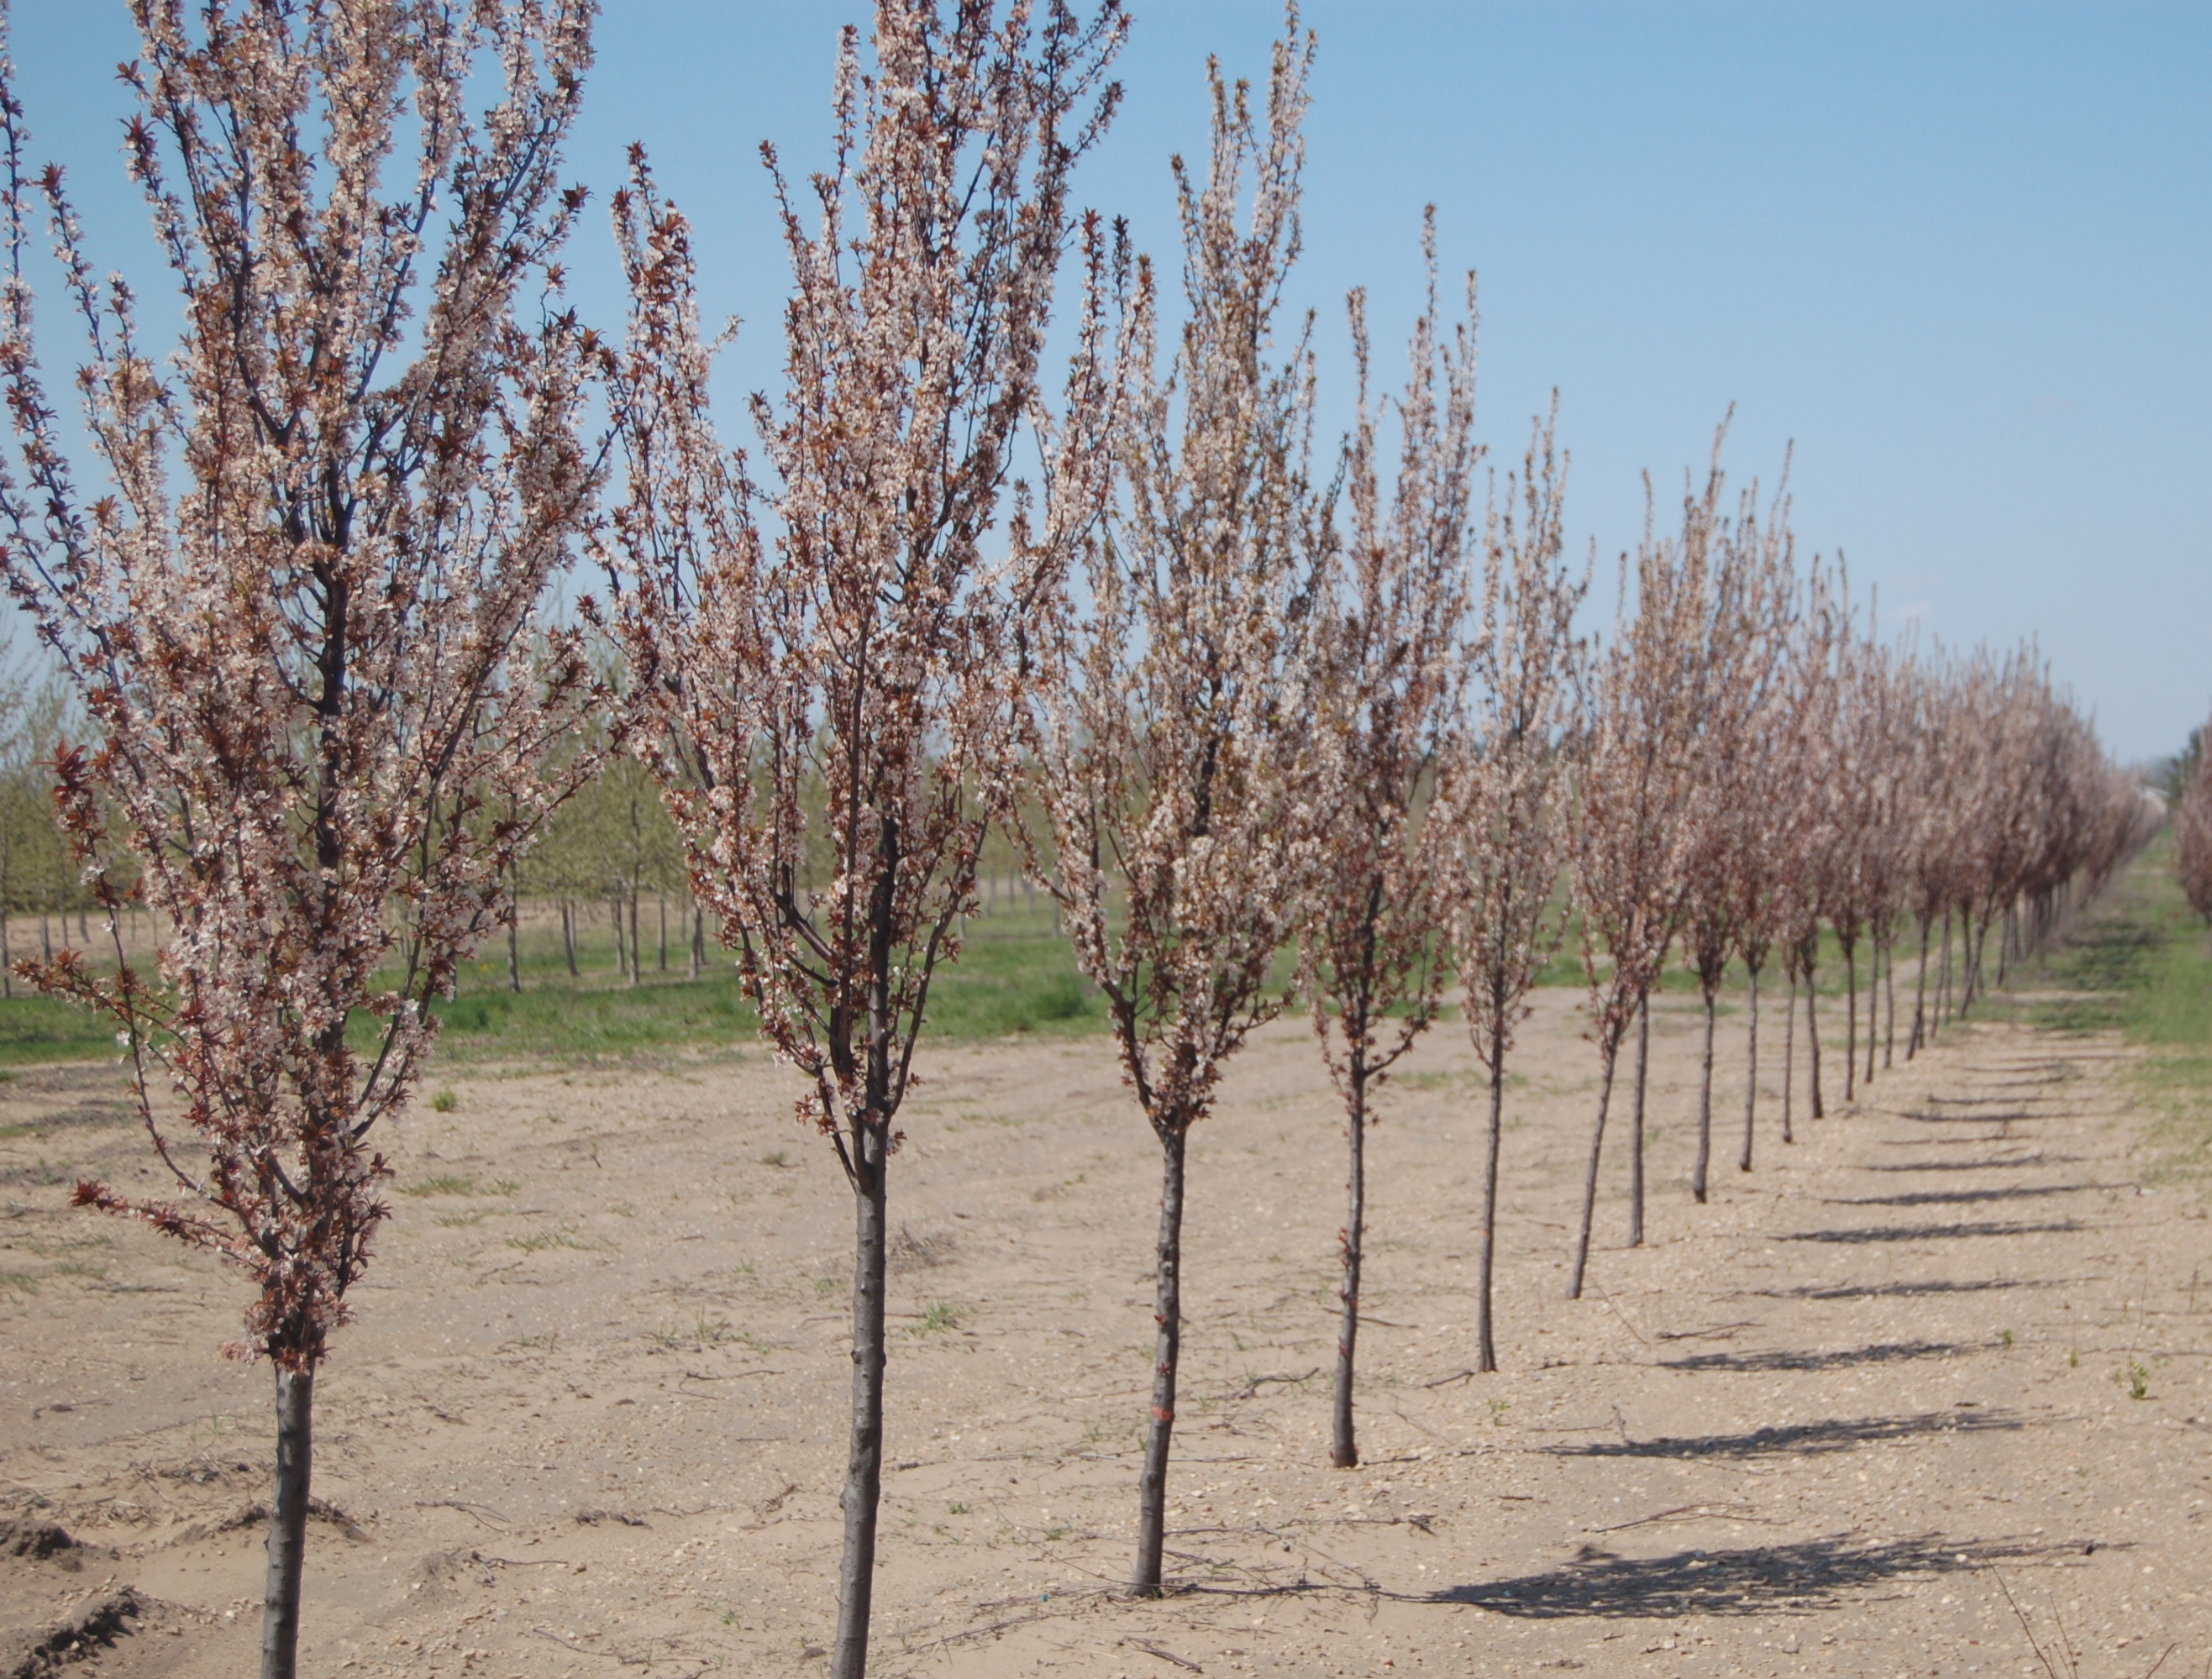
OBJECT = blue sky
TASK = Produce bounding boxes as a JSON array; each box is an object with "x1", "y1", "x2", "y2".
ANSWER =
[{"x1": 7, "y1": 3, "x2": 2207, "y2": 761}]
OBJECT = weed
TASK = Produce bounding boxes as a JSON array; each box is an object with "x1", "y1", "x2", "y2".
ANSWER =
[
  {"x1": 1487, "y1": 1397, "x2": 1511, "y2": 1427},
  {"x1": 429, "y1": 1089, "x2": 458, "y2": 1113},
  {"x1": 812, "y1": 1275, "x2": 841, "y2": 1297},
  {"x1": 948, "y1": 1503, "x2": 969, "y2": 1516},
  {"x1": 2117, "y1": 1359, "x2": 2151, "y2": 1401},
  {"x1": 758, "y1": 1150, "x2": 791, "y2": 1168},
  {"x1": 906, "y1": 1300, "x2": 960, "y2": 1336},
  {"x1": 0, "y1": 1270, "x2": 38, "y2": 1294},
  {"x1": 1999, "y1": 1329, "x2": 2014, "y2": 1350},
  {"x1": 401, "y1": 1174, "x2": 516, "y2": 1199},
  {"x1": 693, "y1": 1317, "x2": 733, "y2": 1346}
]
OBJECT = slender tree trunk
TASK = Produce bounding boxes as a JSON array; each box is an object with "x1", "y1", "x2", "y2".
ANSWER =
[
  {"x1": 561, "y1": 901, "x2": 578, "y2": 978},
  {"x1": 1475, "y1": 1011, "x2": 1506, "y2": 1374},
  {"x1": 1628, "y1": 996, "x2": 1649, "y2": 1247},
  {"x1": 1909, "y1": 917, "x2": 1930, "y2": 1058},
  {"x1": 657, "y1": 893, "x2": 668, "y2": 972},
  {"x1": 829, "y1": 1124, "x2": 890, "y2": 1679},
  {"x1": 1, "y1": 910, "x2": 10, "y2": 998},
  {"x1": 507, "y1": 865, "x2": 522, "y2": 994},
  {"x1": 1937, "y1": 907, "x2": 1952, "y2": 1029},
  {"x1": 1782, "y1": 968, "x2": 1797, "y2": 1144},
  {"x1": 611, "y1": 892, "x2": 627, "y2": 979},
  {"x1": 628, "y1": 885, "x2": 643, "y2": 987},
  {"x1": 688, "y1": 900, "x2": 703, "y2": 979},
  {"x1": 260, "y1": 1363, "x2": 315, "y2": 1679},
  {"x1": 1568, "y1": 1039, "x2": 1621, "y2": 1301},
  {"x1": 39, "y1": 910, "x2": 50, "y2": 962},
  {"x1": 1738, "y1": 963, "x2": 1760, "y2": 1172},
  {"x1": 1805, "y1": 958, "x2": 1826, "y2": 1120},
  {"x1": 1693, "y1": 986, "x2": 1715, "y2": 1203},
  {"x1": 1884, "y1": 931, "x2": 1896, "y2": 1068},
  {"x1": 1842, "y1": 942, "x2": 1857, "y2": 1103},
  {"x1": 1331, "y1": 1066, "x2": 1368, "y2": 1469},
  {"x1": 1133, "y1": 1122, "x2": 1188, "y2": 1594},
  {"x1": 1861, "y1": 937, "x2": 1873, "y2": 1087}
]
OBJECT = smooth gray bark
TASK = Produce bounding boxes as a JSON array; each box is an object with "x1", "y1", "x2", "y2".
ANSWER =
[
  {"x1": 260, "y1": 1363, "x2": 314, "y2": 1679},
  {"x1": 1132, "y1": 1124, "x2": 1189, "y2": 1594}
]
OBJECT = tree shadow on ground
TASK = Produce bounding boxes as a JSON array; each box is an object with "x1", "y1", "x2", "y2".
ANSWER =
[
  {"x1": 1887, "y1": 1109, "x2": 2050, "y2": 1125},
  {"x1": 1826, "y1": 1184, "x2": 2105, "y2": 1208},
  {"x1": 1656, "y1": 1341, "x2": 1977, "y2": 1373},
  {"x1": 1784, "y1": 1220, "x2": 2080, "y2": 1244},
  {"x1": 1428, "y1": 1533, "x2": 2072, "y2": 1619},
  {"x1": 1859, "y1": 1155, "x2": 2078, "y2": 1172},
  {"x1": 1547, "y1": 1408, "x2": 2023, "y2": 1461},
  {"x1": 1751, "y1": 1278, "x2": 2065, "y2": 1301}
]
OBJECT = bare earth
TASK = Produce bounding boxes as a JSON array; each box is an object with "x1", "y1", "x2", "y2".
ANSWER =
[{"x1": 4, "y1": 980, "x2": 2210, "y2": 1678}]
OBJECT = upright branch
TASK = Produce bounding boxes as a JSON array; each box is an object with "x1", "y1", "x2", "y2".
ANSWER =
[
  {"x1": 1027, "y1": 11, "x2": 1321, "y2": 1596},
  {"x1": 1300, "y1": 220, "x2": 1476, "y2": 1468},
  {"x1": 605, "y1": 6, "x2": 1126, "y2": 1673},
  {"x1": 1449, "y1": 401, "x2": 1584, "y2": 1370},
  {"x1": 0, "y1": 6, "x2": 602, "y2": 1676}
]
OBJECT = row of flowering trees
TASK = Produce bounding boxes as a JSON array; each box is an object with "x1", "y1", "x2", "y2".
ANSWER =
[{"x1": 0, "y1": 4, "x2": 2151, "y2": 1677}]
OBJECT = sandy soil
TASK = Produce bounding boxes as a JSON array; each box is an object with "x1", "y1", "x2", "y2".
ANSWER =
[{"x1": 4, "y1": 972, "x2": 2211, "y2": 1678}]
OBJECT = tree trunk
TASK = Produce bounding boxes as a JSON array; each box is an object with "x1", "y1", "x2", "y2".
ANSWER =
[
  {"x1": 1870, "y1": 936, "x2": 1884, "y2": 1082},
  {"x1": 628, "y1": 886, "x2": 643, "y2": 987},
  {"x1": 1628, "y1": 996, "x2": 1649, "y2": 1247},
  {"x1": 1936, "y1": 908, "x2": 1950, "y2": 1029},
  {"x1": 259, "y1": 1363, "x2": 315, "y2": 1679},
  {"x1": 561, "y1": 901, "x2": 578, "y2": 978},
  {"x1": 1909, "y1": 918, "x2": 1930, "y2": 1058},
  {"x1": 657, "y1": 893, "x2": 668, "y2": 972},
  {"x1": 1568, "y1": 1040, "x2": 1621, "y2": 1301},
  {"x1": 1842, "y1": 942, "x2": 1857, "y2": 1103},
  {"x1": 1781, "y1": 968, "x2": 1796, "y2": 1145},
  {"x1": 689, "y1": 901, "x2": 703, "y2": 979},
  {"x1": 1475, "y1": 1013, "x2": 1506, "y2": 1374},
  {"x1": 1805, "y1": 960, "x2": 1826, "y2": 1120},
  {"x1": 1, "y1": 910, "x2": 10, "y2": 998},
  {"x1": 611, "y1": 892, "x2": 628, "y2": 979},
  {"x1": 829, "y1": 1121, "x2": 890, "y2": 1679},
  {"x1": 1738, "y1": 963, "x2": 1760, "y2": 1172},
  {"x1": 39, "y1": 910, "x2": 50, "y2": 962},
  {"x1": 1882, "y1": 933, "x2": 1892, "y2": 1071},
  {"x1": 1693, "y1": 987, "x2": 1715, "y2": 1203},
  {"x1": 1133, "y1": 1122, "x2": 1189, "y2": 1594},
  {"x1": 1331, "y1": 1066, "x2": 1367, "y2": 1469},
  {"x1": 507, "y1": 867, "x2": 522, "y2": 994}
]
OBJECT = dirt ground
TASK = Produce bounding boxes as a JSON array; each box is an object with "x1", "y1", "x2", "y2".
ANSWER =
[{"x1": 4, "y1": 965, "x2": 2211, "y2": 1677}]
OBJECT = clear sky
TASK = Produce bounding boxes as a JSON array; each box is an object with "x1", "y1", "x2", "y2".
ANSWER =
[{"x1": 6, "y1": 3, "x2": 2207, "y2": 762}]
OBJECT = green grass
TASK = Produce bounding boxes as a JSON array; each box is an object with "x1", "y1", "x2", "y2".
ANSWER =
[
  {"x1": 0, "y1": 995, "x2": 118, "y2": 1066},
  {"x1": 1989, "y1": 833, "x2": 2212, "y2": 1178},
  {"x1": 0, "y1": 870, "x2": 1925, "y2": 1075}
]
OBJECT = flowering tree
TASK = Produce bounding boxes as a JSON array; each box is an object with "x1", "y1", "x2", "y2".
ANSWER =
[
  {"x1": 1029, "y1": 16, "x2": 1321, "y2": 1593},
  {"x1": 0, "y1": 6, "x2": 600, "y2": 1676},
  {"x1": 1300, "y1": 234, "x2": 1475, "y2": 1467},
  {"x1": 1563, "y1": 454, "x2": 1718, "y2": 1298},
  {"x1": 606, "y1": 5, "x2": 1125, "y2": 1670},
  {"x1": 1721, "y1": 486, "x2": 1797, "y2": 1173},
  {"x1": 1451, "y1": 405, "x2": 1582, "y2": 1367}
]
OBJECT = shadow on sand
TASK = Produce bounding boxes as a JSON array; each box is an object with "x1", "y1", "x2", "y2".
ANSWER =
[
  {"x1": 1547, "y1": 1408, "x2": 2023, "y2": 1461},
  {"x1": 1430, "y1": 1532, "x2": 2070, "y2": 1619}
]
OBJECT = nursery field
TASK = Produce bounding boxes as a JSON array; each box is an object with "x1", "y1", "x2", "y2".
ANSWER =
[{"x1": 4, "y1": 849, "x2": 2212, "y2": 1678}]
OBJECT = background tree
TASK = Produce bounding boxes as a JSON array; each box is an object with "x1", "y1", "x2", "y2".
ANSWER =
[
  {"x1": 1563, "y1": 452, "x2": 1718, "y2": 1298},
  {"x1": 1300, "y1": 235, "x2": 1475, "y2": 1469},
  {"x1": 606, "y1": 6, "x2": 1125, "y2": 1670},
  {"x1": 0, "y1": 6, "x2": 601, "y2": 1676},
  {"x1": 1029, "y1": 16, "x2": 1321, "y2": 1594},
  {"x1": 1450, "y1": 404, "x2": 1582, "y2": 1368}
]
